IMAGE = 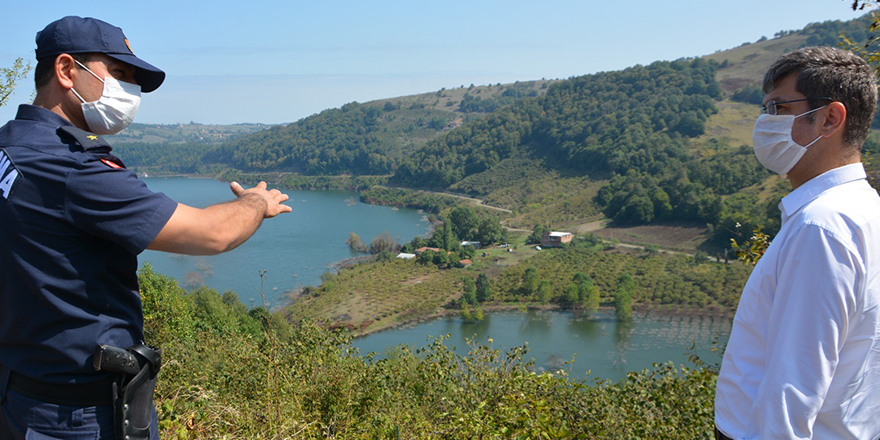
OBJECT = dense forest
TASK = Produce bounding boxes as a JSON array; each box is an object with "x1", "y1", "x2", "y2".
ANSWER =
[
  {"x1": 207, "y1": 103, "x2": 395, "y2": 174},
  {"x1": 391, "y1": 58, "x2": 776, "y2": 242},
  {"x1": 393, "y1": 58, "x2": 721, "y2": 190},
  {"x1": 108, "y1": 13, "x2": 879, "y2": 248}
]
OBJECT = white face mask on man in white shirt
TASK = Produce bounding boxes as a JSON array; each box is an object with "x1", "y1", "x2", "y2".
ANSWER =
[
  {"x1": 70, "y1": 59, "x2": 142, "y2": 135},
  {"x1": 752, "y1": 106, "x2": 826, "y2": 175}
]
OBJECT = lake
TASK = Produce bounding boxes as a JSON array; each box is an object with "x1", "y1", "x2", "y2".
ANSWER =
[
  {"x1": 352, "y1": 309, "x2": 731, "y2": 382},
  {"x1": 139, "y1": 177, "x2": 431, "y2": 308},
  {"x1": 140, "y1": 177, "x2": 731, "y2": 382}
]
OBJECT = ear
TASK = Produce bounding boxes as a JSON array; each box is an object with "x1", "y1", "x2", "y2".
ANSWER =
[
  {"x1": 818, "y1": 101, "x2": 846, "y2": 138},
  {"x1": 54, "y1": 54, "x2": 76, "y2": 90}
]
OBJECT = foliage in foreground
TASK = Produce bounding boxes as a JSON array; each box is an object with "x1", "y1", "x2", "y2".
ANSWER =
[{"x1": 141, "y1": 264, "x2": 720, "y2": 439}]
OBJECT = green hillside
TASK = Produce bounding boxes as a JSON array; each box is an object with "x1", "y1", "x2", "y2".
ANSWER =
[
  {"x1": 115, "y1": 13, "x2": 879, "y2": 250},
  {"x1": 110, "y1": 121, "x2": 271, "y2": 144}
]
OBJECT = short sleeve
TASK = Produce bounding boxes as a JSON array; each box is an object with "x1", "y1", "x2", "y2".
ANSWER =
[{"x1": 64, "y1": 156, "x2": 177, "y2": 254}]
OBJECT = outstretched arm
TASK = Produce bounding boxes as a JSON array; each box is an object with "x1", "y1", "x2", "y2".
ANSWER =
[{"x1": 147, "y1": 181, "x2": 292, "y2": 255}]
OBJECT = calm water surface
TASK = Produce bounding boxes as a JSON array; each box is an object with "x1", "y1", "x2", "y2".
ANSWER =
[
  {"x1": 140, "y1": 177, "x2": 731, "y2": 382},
  {"x1": 139, "y1": 177, "x2": 430, "y2": 307},
  {"x1": 353, "y1": 309, "x2": 731, "y2": 382}
]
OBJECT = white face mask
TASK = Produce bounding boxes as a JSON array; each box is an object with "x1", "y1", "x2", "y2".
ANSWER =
[
  {"x1": 752, "y1": 106, "x2": 825, "y2": 175},
  {"x1": 71, "y1": 60, "x2": 141, "y2": 135}
]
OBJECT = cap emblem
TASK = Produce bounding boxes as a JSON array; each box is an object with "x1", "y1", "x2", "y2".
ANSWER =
[{"x1": 124, "y1": 38, "x2": 134, "y2": 54}]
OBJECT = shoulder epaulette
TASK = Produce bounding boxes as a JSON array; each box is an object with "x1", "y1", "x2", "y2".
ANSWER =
[{"x1": 57, "y1": 126, "x2": 113, "y2": 151}]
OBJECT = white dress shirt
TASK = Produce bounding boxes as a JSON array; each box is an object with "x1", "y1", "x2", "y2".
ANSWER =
[{"x1": 715, "y1": 163, "x2": 880, "y2": 440}]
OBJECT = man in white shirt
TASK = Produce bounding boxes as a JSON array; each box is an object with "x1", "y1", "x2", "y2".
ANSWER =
[{"x1": 714, "y1": 47, "x2": 880, "y2": 439}]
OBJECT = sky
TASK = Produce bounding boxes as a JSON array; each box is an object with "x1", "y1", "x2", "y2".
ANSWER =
[{"x1": 0, "y1": 1, "x2": 870, "y2": 125}]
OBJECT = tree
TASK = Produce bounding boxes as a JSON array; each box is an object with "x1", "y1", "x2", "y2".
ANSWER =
[
  {"x1": 475, "y1": 273, "x2": 491, "y2": 303},
  {"x1": 461, "y1": 277, "x2": 477, "y2": 305},
  {"x1": 447, "y1": 251, "x2": 460, "y2": 268},
  {"x1": 522, "y1": 266, "x2": 539, "y2": 296},
  {"x1": 537, "y1": 280, "x2": 552, "y2": 304},
  {"x1": 0, "y1": 58, "x2": 32, "y2": 109},
  {"x1": 844, "y1": 1, "x2": 880, "y2": 76},
  {"x1": 460, "y1": 302, "x2": 472, "y2": 320},
  {"x1": 417, "y1": 250, "x2": 435, "y2": 266},
  {"x1": 431, "y1": 220, "x2": 460, "y2": 252},
  {"x1": 432, "y1": 250, "x2": 449, "y2": 267},
  {"x1": 369, "y1": 231, "x2": 399, "y2": 255},
  {"x1": 346, "y1": 232, "x2": 368, "y2": 253},
  {"x1": 526, "y1": 224, "x2": 550, "y2": 245},
  {"x1": 573, "y1": 273, "x2": 600, "y2": 313},
  {"x1": 562, "y1": 284, "x2": 578, "y2": 308},
  {"x1": 448, "y1": 206, "x2": 479, "y2": 241},
  {"x1": 471, "y1": 305, "x2": 485, "y2": 320},
  {"x1": 476, "y1": 217, "x2": 504, "y2": 245},
  {"x1": 614, "y1": 273, "x2": 635, "y2": 322}
]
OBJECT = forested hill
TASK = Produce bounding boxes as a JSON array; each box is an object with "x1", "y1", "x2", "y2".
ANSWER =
[
  {"x1": 204, "y1": 81, "x2": 553, "y2": 175},
  {"x1": 115, "y1": 13, "x2": 879, "y2": 246},
  {"x1": 394, "y1": 59, "x2": 722, "y2": 188},
  {"x1": 186, "y1": 13, "x2": 871, "y2": 181}
]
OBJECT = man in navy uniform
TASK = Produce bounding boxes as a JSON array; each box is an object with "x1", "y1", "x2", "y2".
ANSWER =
[{"x1": 0, "y1": 16, "x2": 291, "y2": 440}]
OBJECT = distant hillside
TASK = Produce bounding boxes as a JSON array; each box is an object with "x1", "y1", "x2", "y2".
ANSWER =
[
  {"x1": 110, "y1": 122, "x2": 271, "y2": 144},
  {"x1": 116, "y1": 13, "x2": 878, "y2": 249},
  {"x1": 205, "y1": 80, "x2": 554, "y2": 175},
  {"x1": 704, "y1": 14, "x2": 874, "y2": 94}
]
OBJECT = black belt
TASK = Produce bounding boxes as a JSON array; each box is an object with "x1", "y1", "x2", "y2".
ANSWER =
[{"x1": 6, "y1": 369, "x2": 114, "y2": 407}]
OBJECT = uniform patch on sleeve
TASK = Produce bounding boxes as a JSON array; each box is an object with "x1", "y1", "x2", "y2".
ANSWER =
[
  {"x1": 0, "y1": 149, "x2": 21, "y2": 200},
  {"x1": 100, "y1": 154, "x2": 126, "y2": 169},
  {"x1": 101, "y1": 158, "x2": 124, "y2": 169}
]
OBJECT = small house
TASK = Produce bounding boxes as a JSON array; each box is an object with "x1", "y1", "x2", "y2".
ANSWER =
[
  {"x1": 396, "y1": 253, "x2": 416, "y2": 260},
  {"x1": 457, "y1": 259, "x2": 473, "y2": 268},
  {"x1": 541, "y1": 231, "x2": 572, "y2": 248},
  {"x1": 414, "y1": 247, "x2": 443, "y2": 254}
]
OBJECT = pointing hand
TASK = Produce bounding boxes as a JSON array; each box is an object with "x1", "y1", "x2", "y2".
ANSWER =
[{"x1": 230, "y1": 181, "x2": 292, "y2": 218}]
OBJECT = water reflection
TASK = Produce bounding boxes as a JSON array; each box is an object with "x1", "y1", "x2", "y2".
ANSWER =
[
  {"x1": 521, "y1": 310, "x2": 553, "y2": 336},
  {"x1": 568, "y1": 312, "x2": 609, "y2": 342},
  {"x1": 353, "y1": 309, "x2": 732, "y2": 382}
]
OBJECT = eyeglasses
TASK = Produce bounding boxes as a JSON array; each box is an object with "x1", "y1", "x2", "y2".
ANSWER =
[{"x1": 761, "y1": 97, "x2": 832, "y2": 115}]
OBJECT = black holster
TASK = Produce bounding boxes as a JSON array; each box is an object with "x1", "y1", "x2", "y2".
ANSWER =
[{"x1": 95, "y1": 343, "x2": 161, "y2": 440}]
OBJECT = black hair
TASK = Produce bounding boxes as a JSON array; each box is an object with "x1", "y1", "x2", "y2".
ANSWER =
[
  {"x1": 33, "y1": 53, "x2": 95, "y2": 90},
  {"x1": 763, "y1": 46, "x2": 878, "y2": 147}
]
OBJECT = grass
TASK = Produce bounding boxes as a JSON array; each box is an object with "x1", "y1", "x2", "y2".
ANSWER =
[
  {"x1": 703, "y1": 34, "x2": 809, "y2": 92},
  {"x1": 690, "y1": 99, "x2": 759, "y2": 156},
  {"x1": 482, "y1": 173, "x2": 608, "y2": 230},
  {"x1": 290, "y1": 259, "x2": 467, "y2": 334},
  {"x1": 371, "y1": 80, "x2": 555, "y2": 113},
  {"x1": 591, "y1": 223, "x2": 711, "y2": 253}
]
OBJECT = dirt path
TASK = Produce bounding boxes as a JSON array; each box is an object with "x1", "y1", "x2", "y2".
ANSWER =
[
  {"x1": 435, "y1": 191, "x2": 513, "y2": 213},
  {"x1": 376, "y1": 185, "x2": 513, "y2": 214}
]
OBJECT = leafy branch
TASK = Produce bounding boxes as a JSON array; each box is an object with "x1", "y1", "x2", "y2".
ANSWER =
[
  {"x1": 0, "y1": 57, "x2": 32, "y2": 108},
  {"x1": 730, "y1": 223, "x2": 771, "y2": 266}
]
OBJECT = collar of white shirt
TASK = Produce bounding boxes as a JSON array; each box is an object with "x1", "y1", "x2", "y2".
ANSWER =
[{"x1": 779, "y1": 163, "x2": 867, "y2": 224}]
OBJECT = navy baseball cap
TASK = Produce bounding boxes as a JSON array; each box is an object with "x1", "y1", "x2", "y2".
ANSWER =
[{"x1": 35, "y1": 16, "x2": 165, "y2": 93}]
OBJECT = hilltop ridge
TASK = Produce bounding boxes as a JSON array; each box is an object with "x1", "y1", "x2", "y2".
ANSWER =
[{"x1": 114, "y1": 13, "x2": 880, "y2": 251}]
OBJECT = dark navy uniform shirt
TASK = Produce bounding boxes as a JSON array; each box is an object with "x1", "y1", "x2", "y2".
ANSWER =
[{"x1": 0, "y1": 105, "x2": 177, "y2": 384}]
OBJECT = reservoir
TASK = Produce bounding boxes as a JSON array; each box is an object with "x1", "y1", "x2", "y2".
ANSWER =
[
  {"x1": 140, "y1": 177, "x2": 732, "y2": 382},
  {"x1": 352, "y1": 309, "x2": 731, "y2": 382},
  {"x1": 139, "y1": 177, "x2": 431, "y2": 308}
]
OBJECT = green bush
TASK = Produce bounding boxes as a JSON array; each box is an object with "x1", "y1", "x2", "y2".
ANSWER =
[{"x1": 142, "y1": 268, "x2": 721, "y2": 439}]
